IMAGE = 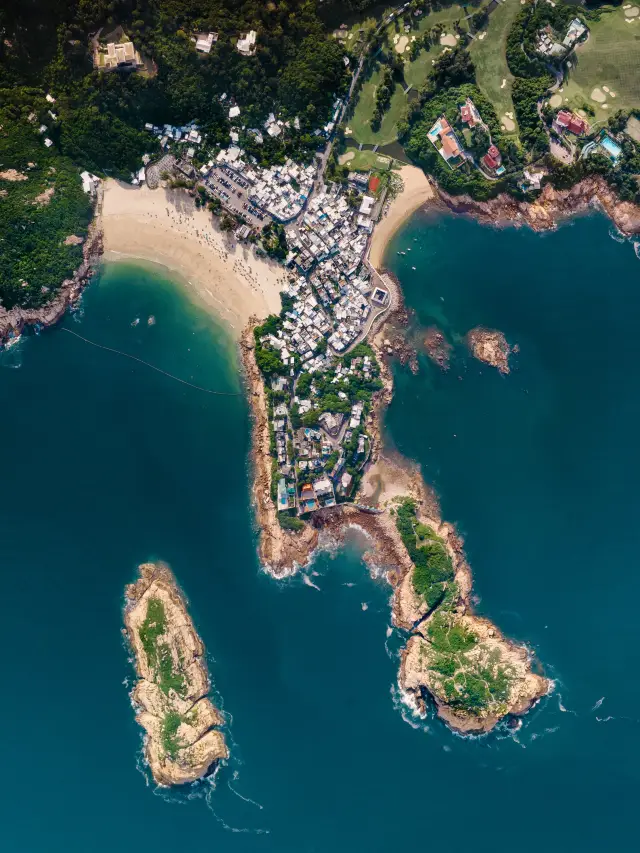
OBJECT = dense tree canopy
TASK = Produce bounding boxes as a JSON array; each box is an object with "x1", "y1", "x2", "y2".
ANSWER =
[
  {"x1": 0, "y1": 110, "x2": 93, "y2": 310},
  {"x1": 1, "y1": 0, "x2": 349, "y2": 179}
]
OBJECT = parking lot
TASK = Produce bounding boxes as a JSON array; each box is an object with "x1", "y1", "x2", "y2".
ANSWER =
[{"x1": 203, "y1": 166, "x2": 271, "y2": 229}]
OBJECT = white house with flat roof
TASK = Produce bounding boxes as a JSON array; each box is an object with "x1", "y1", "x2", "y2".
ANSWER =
[{"x1": 237, "y1": 30, "x2": 257, "y2": 55}]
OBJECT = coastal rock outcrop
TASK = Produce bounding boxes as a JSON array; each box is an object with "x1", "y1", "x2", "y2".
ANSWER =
[
  {"x1": 423, "y1": 326, "x2": 453, "y2": 370},
  {"x1": 124, "y1": 562, "x2": 228, "y2": 786},
  {"x1": 0, "y1": 220, "x2": 103, "y2": 347},
  {"x1": 466, "y1": 327, "x2": 512, "y2": 374}
]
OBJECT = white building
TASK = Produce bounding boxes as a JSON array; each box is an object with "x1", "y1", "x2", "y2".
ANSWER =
[
  {"x1": 237, "y1": 30, "x2": 257, "y2": 56},
  {"x1": 195, "y1": 32, "x2": 218, "y2": 53}
]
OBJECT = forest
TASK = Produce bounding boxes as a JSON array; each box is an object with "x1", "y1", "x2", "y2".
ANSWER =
[
  {"x1": 0, "y1": 1, "x2": 349, "y2": 179},
  {"x1": 0, "y1": 110, "x2": 93, "y2": 310}
]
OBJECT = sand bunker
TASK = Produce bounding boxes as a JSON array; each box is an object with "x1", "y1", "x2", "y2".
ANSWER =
[
  {"x1": 338, "y1": 151, "x2": 355, "y2": 165},
  {"x1": 395, "y1": 35, "x2": 409, "y2": 53},
  {"x1": 440, "y1": 34, "x2": 457, "y2": 47},
  {"x1": 591, "y1": 87, "x2": 606, "y2": 103},
  {"x1": 502, "y1": 115, "x2": 516, "y2": 132},
  {"x1": 500, "y1": 78, "x2": 507, "y2": 89},
  {"x1": 0, "y1": 169, "x2": 28, "y2": 181},
  {"x1": 625, "y1": 115, "x2": 640, "y2": 142},
  {"x1": 625, "y1": 5, "x2": 639, "y2": 17},
  {"x1": 549, "y1": 93, "x2": 562, "y2": 108}
]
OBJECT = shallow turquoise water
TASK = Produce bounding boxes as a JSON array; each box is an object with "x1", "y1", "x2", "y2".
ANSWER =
[{"x1": 0, "y1": 219, "x2": 638, "y2": 851}]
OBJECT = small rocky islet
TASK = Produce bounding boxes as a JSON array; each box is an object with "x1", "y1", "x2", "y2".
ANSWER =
[{"x1": 124, "y1": 562, "x2": 228, "y2": 786}]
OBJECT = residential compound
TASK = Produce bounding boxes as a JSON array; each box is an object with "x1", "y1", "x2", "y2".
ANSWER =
[
  {"x1": 249, "y1": 181, "x2": 390, "y2": 521},
  {"x1": 536, "y1": 17, "x2": 587, "y2": 58}
]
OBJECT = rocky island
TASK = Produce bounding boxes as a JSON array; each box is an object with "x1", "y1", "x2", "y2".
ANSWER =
[
  {"x1": 124, "y1": 562, "x2": 228, "y2": 786},
  {"x1": 466, "y1": 326, "x2": 513, "y2": 374}
]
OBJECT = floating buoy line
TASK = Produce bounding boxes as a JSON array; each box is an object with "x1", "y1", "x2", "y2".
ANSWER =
[{"x1": 61, "y1": 327, "x2": 242, "y2": 396}]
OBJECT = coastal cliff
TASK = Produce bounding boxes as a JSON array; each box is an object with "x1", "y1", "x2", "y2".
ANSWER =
[{"x1": 124, "y1": 562, "x2": 228, "y2": 786}]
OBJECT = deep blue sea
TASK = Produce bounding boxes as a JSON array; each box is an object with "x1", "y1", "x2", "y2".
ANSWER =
[{"x1": 1, "y1": 214, "x2": 638, "y2": 852}]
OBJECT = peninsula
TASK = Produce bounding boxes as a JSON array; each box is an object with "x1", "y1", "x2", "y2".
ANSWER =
[
  {"x1": 124, "y1": 562, "x2": 228, "y2": 786},
  {"x1": 243, "y1": 310, "x2": 551, "y2": 733}
]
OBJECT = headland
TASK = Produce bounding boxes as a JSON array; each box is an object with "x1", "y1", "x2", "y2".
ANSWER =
[{"x1": 124, "y1": 561, "x2": 228, "y2": 786}]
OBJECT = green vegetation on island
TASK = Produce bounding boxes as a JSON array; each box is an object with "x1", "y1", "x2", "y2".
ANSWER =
[
  {"x1": 138, "y1": 598, "x2": 186, "y2": 697},
  {"x1": 395, "y1": 497, "x2": 526, "y2": 720},
  {"x1": 125, "y1": 563, "x2": 228, "y2": 786},
  {"x1": 424, "y1": 612, "x2": 513, "y2": 713},
  {"x1": 395, "y1": 499, "x2": 455, "y2": 610}
]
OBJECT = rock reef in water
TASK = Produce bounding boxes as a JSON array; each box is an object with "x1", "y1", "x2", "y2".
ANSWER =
[
  {"x1": 466, "y1": 326, "x2": 512, "y2": 374},
  {"x1": 124, "y1": 562, "x2": 228, "y2": 786},
  {"x1": 423, "y1": 326, "x2": 453, "y2": 370}
]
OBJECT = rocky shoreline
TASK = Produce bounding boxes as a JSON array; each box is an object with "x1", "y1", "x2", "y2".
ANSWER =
[
  {"x1": 240, "y1": 321, "x2": 319, "y2": 575},
  {"x1": 0, "y1": 210, "x2": 104, "y2": 349},
  {"x1": 123, "y1": 562, "x2": 228, "y2": 786},
  {"x1": 434, "y1": 175, "x2": 640, "y2": 237}
]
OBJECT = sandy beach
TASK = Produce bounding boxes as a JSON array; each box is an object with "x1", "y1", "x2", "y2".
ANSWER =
[
  {"x1": 369, "y1": 165, "x2": 435, "y2": 270},
  {"x1": 102, "y1": 180, "x2": 288, "y2": 336}
]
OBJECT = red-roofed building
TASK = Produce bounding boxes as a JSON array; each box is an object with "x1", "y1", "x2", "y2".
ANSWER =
[
  {"x1": 460, "y1": 97, "x2": 481, "y2": 128},
  {"x1": 441, "y1": 132, "x2": 462, "y2": 159},
  {"x1": 427, "y1": 115, "x2": 464, "y2": 168},
  {"x1": 487, "y1": 144, "x2": 501, "y2": 163},
  {"x1": 553, "y1": 110, "x2": 589, "y2": 136},
  {"x1": 482, "y1": 153, "x2": 499, "y2": 171},
  {"x1": 368, "y1": 174, "x2": 381, "y2": 193},
  {"x1": 568, "y1": 115, "x2": 588, "y2": 135}
]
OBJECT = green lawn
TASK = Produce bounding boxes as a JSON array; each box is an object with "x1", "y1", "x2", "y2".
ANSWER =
[
  {"x1": 338, "y1": 145, "x2": 395, "y2": 171},
  {"x1": 470, "y1": 0, "x2": 521, "y2": 135},
  {"x1": 348, "y1": 66, "x2": 408, "y2": 145},
  {"x1": 403, "y1": 41, "x2": 445, "y2": 90},
  {"x1": 561, "y1": 6, "x2": 640, "y2": 125}
]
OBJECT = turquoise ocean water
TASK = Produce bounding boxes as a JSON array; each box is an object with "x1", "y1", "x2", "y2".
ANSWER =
[{"x1": 0, "y1": 215, "x2": 638, "y2": 851}]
